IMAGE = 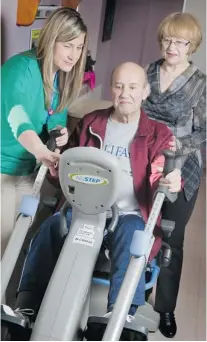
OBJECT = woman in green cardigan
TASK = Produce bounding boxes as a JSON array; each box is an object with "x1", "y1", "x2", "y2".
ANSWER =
[{"x1": 1, "y1": 7, "x2": 88, "y2": 256}]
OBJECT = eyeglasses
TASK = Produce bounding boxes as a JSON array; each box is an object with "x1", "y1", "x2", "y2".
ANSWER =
[{"x1": 162, "y1": 38, "x2": 190, "y2": 49}]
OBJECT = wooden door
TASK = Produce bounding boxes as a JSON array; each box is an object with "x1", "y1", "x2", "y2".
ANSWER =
[{"x1": 62, "y1": 0, "x2": 81, "y2": 9}]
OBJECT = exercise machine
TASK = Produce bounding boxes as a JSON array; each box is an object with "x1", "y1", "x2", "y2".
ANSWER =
[{"x1": 1, "y1": 146, "x2": 177, "y2": 340}]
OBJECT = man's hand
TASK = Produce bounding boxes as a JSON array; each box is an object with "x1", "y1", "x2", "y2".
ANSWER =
[
  {"x1": 55, "y1": 126, "x2": 69, "y2": 147},
  {"x1": 159, "y1": 168, "x2": 181, "y2": 193},
  {"x1": 48, "y1": 148, "x2": 60, "y2": 177},
  {"x1": 48, "y1": 164, "x2": 59, "y2": 177}
]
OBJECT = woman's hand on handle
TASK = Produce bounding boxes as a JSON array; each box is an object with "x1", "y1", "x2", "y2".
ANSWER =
[
  {"x1": 18, "y1": 130, "x2": 59, "y2": 165},
  {"x1": 55, "y1": 126, "x2": 69, "y2": 147},
  {"x1": 34, "y1": 145, "x2": 60, "y2": 168}
]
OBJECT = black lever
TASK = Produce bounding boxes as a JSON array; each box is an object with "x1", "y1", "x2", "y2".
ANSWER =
[
  {"x1": 160, "y1": 149, "x2": 177, "y2": 203},
  {"x1": 162, "y1": 149, "x2": 176, "y2": 177},
  {"x1": 46, "y1": 129, "x2": 62, "y2": 152}
]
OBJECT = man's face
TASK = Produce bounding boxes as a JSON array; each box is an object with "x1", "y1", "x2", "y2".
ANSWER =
[{"x1": 111, "y1": 67, "x2": 147, "y2": 116}]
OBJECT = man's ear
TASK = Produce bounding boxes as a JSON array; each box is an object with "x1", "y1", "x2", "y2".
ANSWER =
[{"x1": 142, "y1": 83, "x2": 151, "y2": 101}]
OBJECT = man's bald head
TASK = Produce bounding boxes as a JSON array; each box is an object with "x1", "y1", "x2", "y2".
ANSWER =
[
  {"x1": 110, "y1": 62, "x2": 150, "y2": 120},
  {"x1": 111, "y1": 62, "x2": 148, "y2": 87}
]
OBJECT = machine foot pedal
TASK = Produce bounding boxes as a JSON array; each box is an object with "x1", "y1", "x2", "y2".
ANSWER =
[
  {"x1": 85, "y1": 316, "x2": 148, "y2": 341},
  {"x1": 1, "y1": 321, "x2": 31, "y2": 341},
  {"x1": 1, "y1": 305, "x2": 31, "y2": 341}
]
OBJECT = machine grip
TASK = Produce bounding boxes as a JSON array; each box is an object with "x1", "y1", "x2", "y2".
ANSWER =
[
  {"x1": 108, "y1": 203, "x2": 119, "y2": 233},
  {"x1": 46, "y1": 129, "x2": 62, "y2": 151},
  {"x1": 162, "y1": 149, "x2": 176, "y2": 176}
]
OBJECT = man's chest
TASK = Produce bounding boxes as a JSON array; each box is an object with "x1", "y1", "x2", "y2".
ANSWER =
[{"x1": 103, "y1": 123, "x2": 136, "y2": 175}]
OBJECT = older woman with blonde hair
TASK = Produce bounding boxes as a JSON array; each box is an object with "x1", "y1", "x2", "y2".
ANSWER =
[
  {"x1": 143, "y1": 12, "x2": 206, "y2": 338},
  {"x1": 1, "y1": 7, "x2": 88, "y2": 256}
]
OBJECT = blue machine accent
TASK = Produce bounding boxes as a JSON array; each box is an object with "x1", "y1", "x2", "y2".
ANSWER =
[
  {"x1": 130, "y1": 230, "x2": 151, "y2": 257},
  {"x1": 145, "y1": 265, "x2": 160, "y2": 290},
  {"x1": 92, "y1": 259, "x2": 160, "y2": 291},
  {"x1": 19, "y1": 195, "x2": 39, "y2": 217},
  {"x1": 92, "y1": 277, "x2": 110, "y2": 287}
]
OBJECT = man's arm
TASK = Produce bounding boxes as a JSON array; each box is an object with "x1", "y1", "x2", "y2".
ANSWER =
[
  {"x1": 150, "y1": 154, "x2": 181, "y2": 194},
  {"x1": 62, "y1": 117, "x2": 84, "y2": 151},
  {"x1": 149, "y1": 124, "x2": 173, "y2": 193},
  {"x1": 149, "y1": 154, "x2": 165, "y2": 194}
]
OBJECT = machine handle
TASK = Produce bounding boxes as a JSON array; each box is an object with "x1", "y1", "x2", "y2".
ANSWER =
[
  {"x1": 162, "y1": 149, "x2": 176, "y2": 177},
  {"x1": 46, "y1": 129, "x2": 62, "y2": 151},
  {"x1": 107, "y1": 203, "x2": 119, "y2": 233},
  {"x1": 60, "y1": 201, "x2": 71, "y2": 238}
]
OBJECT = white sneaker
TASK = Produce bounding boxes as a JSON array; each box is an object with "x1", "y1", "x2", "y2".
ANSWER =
[
  {"x1": 14, "y1": 307, "x2": 35, "y2": 320},
  {"x1": 1, "y1": 305, "x2": 34, "y2": 325},
  {"x1": 103, "y1": 312, "x2": 112, "y2": 319},
  {"x1": 104, "y1": 312, "x2": 135, "y2": 323},
  {"x1": 15, "y1": 308, "x2": 35, "y2": 326}
]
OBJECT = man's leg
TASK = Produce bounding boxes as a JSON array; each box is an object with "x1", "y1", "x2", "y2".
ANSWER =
[
  {"x1": 107, "y1": 214, "x2": 146, "y2": 315},
  {"x1": 15, "y1": 209, "x2": 72, "y2": 313}
]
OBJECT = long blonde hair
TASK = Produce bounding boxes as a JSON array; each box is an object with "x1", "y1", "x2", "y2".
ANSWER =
[{"x1": 36, "y1": 8, "x2": 88, "y2": 112}]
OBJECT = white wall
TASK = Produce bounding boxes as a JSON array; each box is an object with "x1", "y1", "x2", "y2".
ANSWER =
[{"x1": 182, "y1": 0, "x2": 206, "y2": 74}]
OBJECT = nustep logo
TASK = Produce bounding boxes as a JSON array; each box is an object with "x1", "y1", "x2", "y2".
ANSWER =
[{"x1": 68, "y1": 173, "x2": 109, "y2": 185}]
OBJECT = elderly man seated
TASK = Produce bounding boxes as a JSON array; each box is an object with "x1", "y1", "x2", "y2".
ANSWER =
[{"x1": 13, "y1": 62, "x2": 181, "y2": 328}]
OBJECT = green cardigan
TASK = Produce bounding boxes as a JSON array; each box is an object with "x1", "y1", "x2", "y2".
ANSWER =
[{"x1": 1, "y1": 50, "x2": 68, "y2": 175}]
